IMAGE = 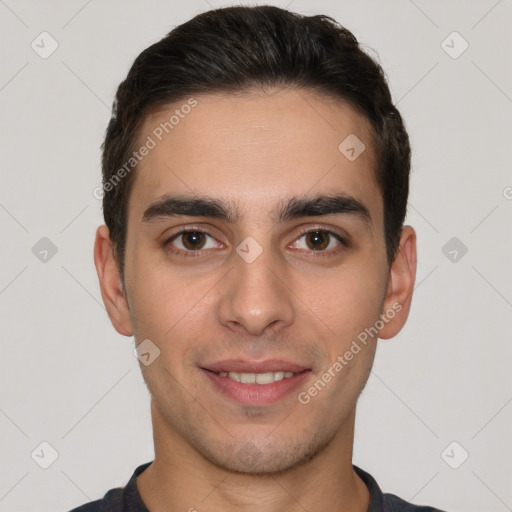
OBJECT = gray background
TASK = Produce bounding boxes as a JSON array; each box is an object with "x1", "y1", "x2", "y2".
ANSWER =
[{"x1": 0, "y1": 0, "x2": 511, "y2": 511}]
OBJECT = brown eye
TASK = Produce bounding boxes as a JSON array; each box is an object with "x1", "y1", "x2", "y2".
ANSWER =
[
  {"x1": 180, "y1": 231, "x2": 207, "y2": 250},
  {"x1": 304, "y1": 231, "x2": 330, "y2": 251},
  {"x1": 165, "y1": 230, "x2": 221, "y2": 257},
  {"x1": 291, "y1": 229, "x2": 344, "y2": 254}
]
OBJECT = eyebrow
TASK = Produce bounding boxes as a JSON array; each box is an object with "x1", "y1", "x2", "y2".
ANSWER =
[{"x1": 142, "y1": 193, "x2": 372, "y2": 226}]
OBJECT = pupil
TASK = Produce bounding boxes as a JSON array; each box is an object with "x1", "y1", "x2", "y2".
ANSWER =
[
  {"x1": 309, "y1": 231, "x2": 327, "y2": 250},
  {"x1": 185, "y1": 231, "x2": 204, "y2": 249}
]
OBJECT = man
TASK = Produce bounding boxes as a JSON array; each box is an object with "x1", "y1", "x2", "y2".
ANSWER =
[{"x1": 71, "y1": 5, "x2": 446, "y2": 511}]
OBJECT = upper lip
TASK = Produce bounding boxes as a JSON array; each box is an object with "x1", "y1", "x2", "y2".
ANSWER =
[{"x1": 202, "y1": 359, "x2": 310, "y2": 374}]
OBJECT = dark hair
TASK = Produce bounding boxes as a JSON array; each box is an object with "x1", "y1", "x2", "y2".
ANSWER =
[{"x1": 101, "y1": 5, "x2": 411, "y2": 279}]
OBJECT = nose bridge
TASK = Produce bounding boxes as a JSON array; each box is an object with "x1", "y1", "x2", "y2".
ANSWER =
[{"x1": 218, "y1": 235, "x2": 294, "y2": 334}]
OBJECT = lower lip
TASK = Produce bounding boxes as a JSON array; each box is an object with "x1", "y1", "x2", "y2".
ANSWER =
[{"x1": 201, "y1": 369, "x2": 311, "y2": 406}]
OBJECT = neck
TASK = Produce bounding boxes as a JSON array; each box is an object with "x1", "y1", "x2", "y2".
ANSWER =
[{"x1": 137, "y1": 400, "x2": 369, "y2": 512}]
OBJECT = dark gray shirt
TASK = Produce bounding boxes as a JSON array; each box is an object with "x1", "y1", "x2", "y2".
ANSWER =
[{"x1": 69, "y1": 462, "x2": 447, "y2": 511}]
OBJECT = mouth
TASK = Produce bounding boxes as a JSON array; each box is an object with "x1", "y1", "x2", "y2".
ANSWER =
[
  {"x1": 216, "y1": 370, "x2": 298, "y2": 384},
  {"x1": 200, "y1": 360, "x2": 312, "y2": 406}
]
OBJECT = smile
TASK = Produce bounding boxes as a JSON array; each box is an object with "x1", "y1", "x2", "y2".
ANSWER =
[
  {"x1": 201, "y1": 367, "x2": 311, "y2": 406},
  {"x1": 217, "y1": 370, "x2": 296, "y2": 384}
]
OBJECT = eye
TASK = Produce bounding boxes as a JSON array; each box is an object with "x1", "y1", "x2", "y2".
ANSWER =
[
  {"x1": 290, "y1": 228, "x2": 346, "y2": 254},
  {"x1": 163, "y1": 227, "x2": 347, "y2": 259},
  {"x1": 164, "y1": 230, "x2": 222, "y2": 257}
]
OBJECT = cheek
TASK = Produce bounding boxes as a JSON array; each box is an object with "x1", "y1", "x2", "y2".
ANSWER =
[
  {"x1": 130, "y1": 275, "x2": 188, "y2": 339},
  {"x1": 126, "y1": 249, "x2": 179, "y2": 340},
  {"x1": 126, "y1": 250, "x2": 219, "y2": 351},
  {"x1": 297, "y1": 269, "x2": 383, "y2": 414},
  {"x1": 302, "y1": 264, "x2": 387, "y2": 344}
]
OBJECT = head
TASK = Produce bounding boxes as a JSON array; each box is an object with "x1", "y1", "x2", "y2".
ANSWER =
[{"x1": 94, "y1": 5, "x2": 416, "y2": 475}]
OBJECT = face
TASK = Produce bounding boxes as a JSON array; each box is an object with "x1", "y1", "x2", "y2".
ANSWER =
[{"x1": 95, "y1": 87, "x2": 416, "y2": 474}]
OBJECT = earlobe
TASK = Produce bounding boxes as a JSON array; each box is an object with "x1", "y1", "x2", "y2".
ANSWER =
[
  {"x1": 378, "y1": 225, "x2": 417, "y2": 340},
  {"x1": 93, "y1": 225, "x2": 134, "y2": 337}
]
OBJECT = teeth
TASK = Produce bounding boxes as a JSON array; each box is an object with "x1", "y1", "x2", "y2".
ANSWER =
[
  {"x1": 217, "y1": 371, "x2": 297, "y2": 384},
  {"x1": 255, "y1": 372, "x2": 274, "y2": 384},
  {"x1": 241, "y1": 372, "x2": 256, "y2": 384}
]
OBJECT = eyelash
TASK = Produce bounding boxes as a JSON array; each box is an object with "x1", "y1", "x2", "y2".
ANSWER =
[{"x1": 163, "y1": 226, "x2": 348, "y2": 259}]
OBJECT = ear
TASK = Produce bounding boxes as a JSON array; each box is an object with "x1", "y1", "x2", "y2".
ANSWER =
[
  {"x1": 378, "y1": 225, "x2": 417, "y2": 339},
  {"x1": 93, "y1": 225, "x2": 133, "y2": 336}
]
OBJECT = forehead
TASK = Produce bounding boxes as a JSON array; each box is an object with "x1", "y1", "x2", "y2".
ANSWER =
[{"x1": 129, "y1": 88, "x2": 382, "y2": 225}]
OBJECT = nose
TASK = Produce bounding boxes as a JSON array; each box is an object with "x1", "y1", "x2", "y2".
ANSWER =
[{"x1": 217, "y1": 241, "x2": 295, "y2": 336}]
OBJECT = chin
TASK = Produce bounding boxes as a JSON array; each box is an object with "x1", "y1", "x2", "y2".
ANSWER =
[{"x1": 194, "y1": 431, "x2": 335, "y2": 476}]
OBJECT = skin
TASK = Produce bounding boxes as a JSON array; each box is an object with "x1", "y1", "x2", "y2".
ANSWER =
[{"x1": 94, "y1": 87, "x2": 417, "y2": 512}]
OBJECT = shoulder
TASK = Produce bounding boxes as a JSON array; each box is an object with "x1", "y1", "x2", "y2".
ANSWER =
[
  {"x1": 382, "y1": 492, "x2": 447, "y2": 511},
  {"x1": 68, "y1": 487, "x2": 124, "y2": 512},
  {"x1": 354, "y1": 465, "x2": 448, "y2": 512},
  {"x1": 67, "y1": 462, "x2": 152, "y2": 512}
]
